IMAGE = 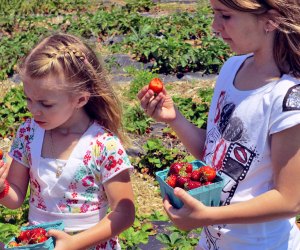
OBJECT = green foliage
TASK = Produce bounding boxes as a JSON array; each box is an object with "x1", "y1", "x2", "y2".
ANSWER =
[
  {"x1": 0, "y1": 188, "x2": 30, "y2": 244},
  {"x1": 124, "y1": 0, "x2": 154, "y2": 12},
  {"x1": 125, "y1": 67, "x2": 158, "y2": 100},
  {"x1": 0, "y1": 30, "x2": 47, "y2": 80},
  {"x1": 119, "y1": 217, "x2": 154, "y2": 249},
  {"x1": 0, "y1": 223, "x2": 19, "y2": 244},
  {"x1": 173, "y1": 88, "x2": 213, "y2": 130},
  {"x1": 0, "y1": 1, "x2": 231, "y2": 80},
  {"x1": 123, "y1": 104, "x2": 152, "y2": 135},
  {"x1": 0, "y1": 86, "x2": 31, "y2": 138},
  {"x1": 0, "y1": 0, "x2": 101, "y2": 16},
  {"x1": 138, "y1": 138, "x2": 188, "y2": 175},
  {"x1": 156, "y1": 225, "x2": 202, "y2": 250}
]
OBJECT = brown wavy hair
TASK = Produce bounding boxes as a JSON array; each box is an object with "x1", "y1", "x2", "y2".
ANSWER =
[
  {"x1": 218, "y1": 0, "x2": 300, "y2": 78},
  {"x1": 18, "y1": 32, "x2": 128, "y2": 144}
]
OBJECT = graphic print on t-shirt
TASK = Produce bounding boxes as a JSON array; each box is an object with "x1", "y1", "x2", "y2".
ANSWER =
[
  {"x1": 282, "y1": 85, "x2": 300, "y2": 111},
  {"x1": 203, "y1": 90, "x2": 257, "y2": 249},
  {"x1": 204, "y1": 90, "x2": 256, "y2": 205}
]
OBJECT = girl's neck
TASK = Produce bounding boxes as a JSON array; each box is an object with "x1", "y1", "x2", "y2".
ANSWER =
[
  {"x1": 52, "y1": 110, "x2": 92, "y2": 136},
  {"x1": 234, "y1": 54, "x2": 281, "y2": 91}
]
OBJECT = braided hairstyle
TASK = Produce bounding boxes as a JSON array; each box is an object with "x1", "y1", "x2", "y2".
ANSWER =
[
  {"x1": 18, "y1": 32, "x2": 127, "y2": 143},
  {"x1": 218, "y1": 0, "x2": 300, "y2": 78}
]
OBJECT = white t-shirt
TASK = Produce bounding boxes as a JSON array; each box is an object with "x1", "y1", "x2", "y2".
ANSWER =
[{"x1": 199, "y1": 54, "x2": 300, "y2": 250}]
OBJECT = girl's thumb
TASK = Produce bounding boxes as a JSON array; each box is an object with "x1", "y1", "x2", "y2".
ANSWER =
[
  {"x1": 47, "y1": 229, "x2": 64, "y2": 239},
  {"x1": 173, "y1": 187, "x2": 199, "y2": 207}
]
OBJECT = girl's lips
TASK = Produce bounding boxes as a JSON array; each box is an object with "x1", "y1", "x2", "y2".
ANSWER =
[{"x1": 34, "y1": 120, "x2": 46, "y2": 125}]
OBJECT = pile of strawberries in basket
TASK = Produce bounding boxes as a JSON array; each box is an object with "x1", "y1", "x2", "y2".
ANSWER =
[
  {"x1": 7, "y1": 227, "x2": 49, "y2": 247},
  {"x1": 165, "y1": 162, "x2": 217, "y2": 190}
]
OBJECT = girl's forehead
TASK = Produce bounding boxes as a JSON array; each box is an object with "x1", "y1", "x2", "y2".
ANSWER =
[
  {"x1": 210, "y1": 0, "x2": 230, "y2": 11},
  {"x1": 23, "y1": 74, "x2": 67, "y2": 90}
]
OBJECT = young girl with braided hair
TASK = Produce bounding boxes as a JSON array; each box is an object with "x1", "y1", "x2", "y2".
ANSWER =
[
  {"x1": 0, "y1": 33, "x2": 135, "y2": 250},
  {"x1": 138, "y1": 0, "x2": 300, "y2": 249}
]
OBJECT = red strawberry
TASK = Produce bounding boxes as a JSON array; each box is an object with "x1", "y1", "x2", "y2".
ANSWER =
[
  {"x1": 18, "y1": 230, "x2": 31, "y2": 243},
  {"x1": 191, "y1": 169, "x2": 201, "y2": 181},
  {"x1": 169, "y1": 162, "x2": 193, "y2": 176},
  {"x1": 184, "y1": 180, "x2": 202, "y2": 190},
  {"x1": 35, "y1": 235, "x2": 48, "y2": 243},
  {"x1": 176, "y1": 176, "x2": 190, "y2": 188},
  {"x1": 30, "y1": 228, "x2": 48, "y2": 244},
  {"x1": 168, "y1": 162, "x2": 183, "y2": 175},
  {"x1": 199, "y1": 166, "x2": 216, "y2": 182},
  {"x1": 0, "y1": 149, "x2": 3, "y2": 160},
  {"x1": 182, "y1": 162, "x2": 193, "y2": 174},
  {"x1": 166, "y1": 175, "x2": 177, "y2": 188}
]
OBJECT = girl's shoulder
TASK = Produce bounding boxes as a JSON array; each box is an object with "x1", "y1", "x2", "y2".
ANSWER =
[
  {"x1": 16, "y1": 117, "x2": 35, "y2": 136},
  {"x1": 218, "y1": 54, "x2": 252, "y2": 77},
  {"x1": 92, "y1": 123, "x2": 120, "y2": 142},
  {"x1": 223, "y1": 53, "x2": 252, "y2": 67}
]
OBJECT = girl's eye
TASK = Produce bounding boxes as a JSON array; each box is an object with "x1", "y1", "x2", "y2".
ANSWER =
[
  {"x1": 222, "y1": 15, "x2": 230, "y2": 20},
  {"x1": 42, "y1": 103, "x2": 53, "y2": 108}
]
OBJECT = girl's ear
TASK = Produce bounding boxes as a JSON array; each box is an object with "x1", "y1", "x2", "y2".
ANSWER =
[
  {"x1": 76, "y1": 92, "x2": 90, "y2": 109},
  {"x1": 265, "y1": 9, "x2": 280, "y2": 32}
]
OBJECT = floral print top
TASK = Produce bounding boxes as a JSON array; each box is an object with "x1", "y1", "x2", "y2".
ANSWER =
[{"x1": 9, "y1": 118, "x2": 133, "y2": 250}]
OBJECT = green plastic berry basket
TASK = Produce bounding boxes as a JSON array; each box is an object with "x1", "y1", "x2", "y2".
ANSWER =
[
  {"x1": 155, "y1": 160, "x2": 224, "y2": 209},
  {"x1": 5, "y1": 220, "x2": 64, "y2": 250}
]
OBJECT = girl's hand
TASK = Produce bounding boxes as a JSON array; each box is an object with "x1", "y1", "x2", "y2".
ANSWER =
[
  {"x1": 48, "y1": 230, "x2": 74, "y2": 250},
  {"x1": 0, "y1": 160, "x2": 9, "y2": 191},
  {"x1": 137, "y1": 85, "x2": 176, "y2": 123},
  {"x1": 163, "y1": 187, "x2": 210, "y2": 231}
]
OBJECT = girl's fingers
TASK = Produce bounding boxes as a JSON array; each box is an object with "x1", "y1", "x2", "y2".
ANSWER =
[{"x1": 137, "y1": 85, "x2": 149, "y2": 100}]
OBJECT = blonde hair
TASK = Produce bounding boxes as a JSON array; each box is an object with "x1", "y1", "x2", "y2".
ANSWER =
[
  {"x1": 18, "y1": 32, "x2": 127, "y2": 143},
  {"x1": 218, "y1": 0, "x2": 300, "y2": 77}
]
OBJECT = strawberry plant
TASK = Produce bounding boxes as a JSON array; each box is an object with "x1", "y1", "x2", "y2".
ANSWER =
[
  {"x1": 123, "y1": 0, "x2": 154, "y2": 13},
  {"x1": 138, "y1": 138, "x2": 189, "y2": 176},
  {"x1": 156, "y1": 225, "x2": 202, "y2": 250},
  {"x1": 0, "y1": 86, "x2": 31, "y2": 138},
  {"x1": 123, "y1": 104, "x2": 152, "y2": 135},
  {"x1": 119, "y1": 217, "x2": 154, "y2": 249},
  {"x1": 125, "y1": 67, "x2": 158, "y2": 100}
]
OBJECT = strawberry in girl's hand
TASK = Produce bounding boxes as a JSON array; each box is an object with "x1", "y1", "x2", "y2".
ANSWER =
[
  {"x1": 148, "y1": 78, "x2": 164, "y2": 94},
  {"x1": 168, "y1": 162, "x2": 193, "y2": 176},
  {"x1": 199, "y1": 166, "x2": 216, "y2": 182},
  {"x1": 13, "y1": 227, "x2": 49, "y2": 247},
  {"x1": 166, "y1": 175, "x2": 177, "y2": 188},
  {"x1": 184, "y1": 180, "x2": 202, "y2": 190},
  {"x1": 168, "y1": 162, "x2": 183, "y2": 175},
  {"x1": 0, "y1": 149, "x2": 3, "y2": 160},
  {"x1": 176, "y1": 176, "x2": 190, "y2": 188},
  {"x1": 191, "y1": 169, "x2": 201, "y2": 181}
]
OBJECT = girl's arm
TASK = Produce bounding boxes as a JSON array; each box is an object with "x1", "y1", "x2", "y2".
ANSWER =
[
  {"x1": 164, "y1": 124, "x2": 300, "y2": 230},
  {"x1": 138, "y1": 85, "x2": 206, "y2": 159},
  {"x1": 49, "y1": 169, "x2": 135, "y2": 250},
  {"x1": 0, "y1": 158, "x2": 29, "y2": 209},
  {"x1": 168, "y1": 108, "x2": 207, "y2": 159}
]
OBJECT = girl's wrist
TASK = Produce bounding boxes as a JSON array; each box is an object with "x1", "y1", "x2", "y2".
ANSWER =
[
  {"x1": 0, "y1": 179, "x2": 10, "y2": 199},
  {"x1": 168, "y1": 108, "x2": 184, "y2": 128}
]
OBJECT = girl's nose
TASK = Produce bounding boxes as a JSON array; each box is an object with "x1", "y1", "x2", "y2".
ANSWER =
[
  {"x1": 28, "y1": 103, "x2": 41, "y2": 116},
  {"x1": 211, "y1": 16, "x2": 222, "y2": 36}
]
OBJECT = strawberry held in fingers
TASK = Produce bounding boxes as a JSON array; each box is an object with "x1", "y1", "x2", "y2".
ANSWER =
[{"x1": 148, "y1": 78, "x2": 164, "y2": 94}]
